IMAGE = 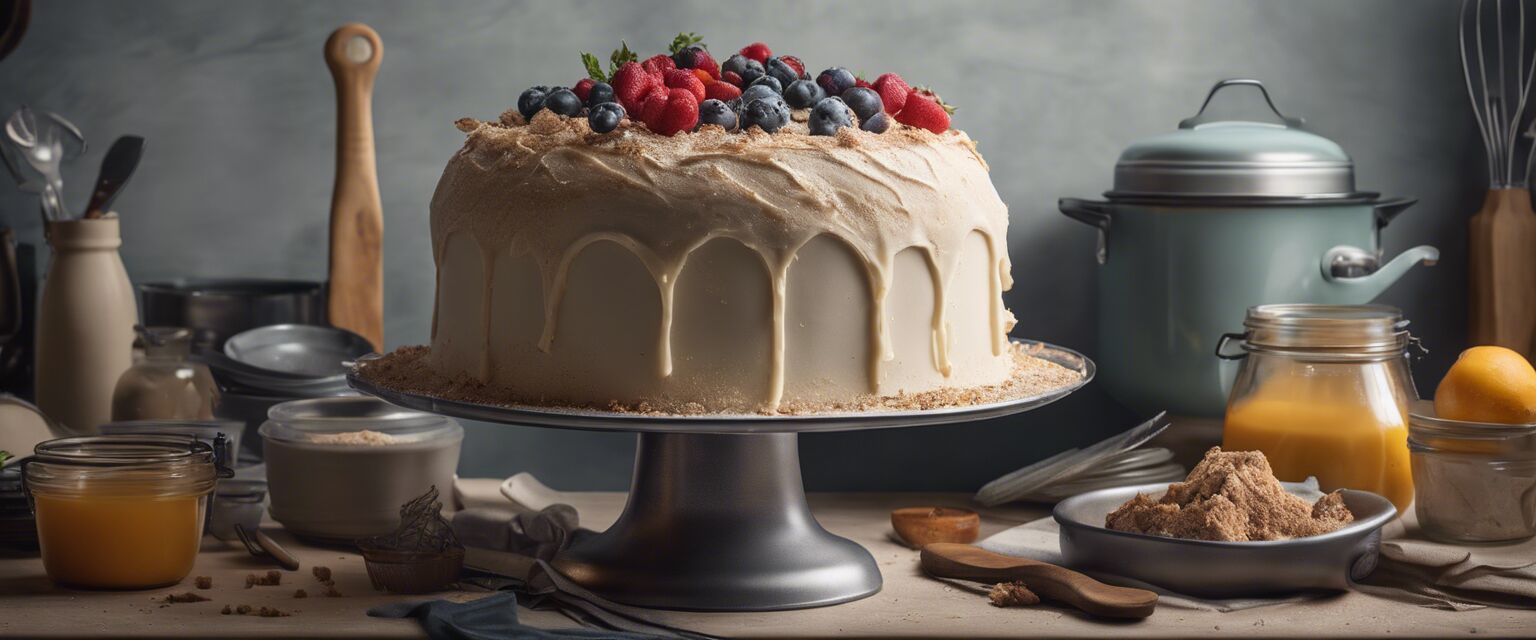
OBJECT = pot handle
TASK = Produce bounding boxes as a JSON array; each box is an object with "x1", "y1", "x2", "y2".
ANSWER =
[
  {"x1": 1179, "y1": 79, "x2": 1305, "y2": 130},
  {"x1": 1372, "y1": 195, "x2": 1417, "y2": 231},
  {"x1": 1059, "y1": 198, "x2": 1113, "y2": 264}
]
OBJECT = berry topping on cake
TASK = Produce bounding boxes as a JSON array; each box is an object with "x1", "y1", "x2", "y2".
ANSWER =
[
  {"x1": 497, "y1": 35, "x2": 956, "y2": 137},
  {"x1": 872, "y1": 73, "x2": 911, "y2": 114},
  {"x1": 587, "y1": 102, "x2": 625, "y2": 134},
  {"x1": 741, "y1": 94, "x2": 790, "y2": 133},
  {"x1": 739, "y1": 42, "x2": 772, "y2": 63},
  {"x1": 816, "y1": 68, "x2": 857, "y2": 97},
  {"x1": 698, "y1": 98, "x2": 739, "y2": 131},
  {"x1": 809, "y1": 97, "x2": 854, "y2": 136},
  {"x1": 783, "y1": 79, "x2": 826, "y2": 109}
]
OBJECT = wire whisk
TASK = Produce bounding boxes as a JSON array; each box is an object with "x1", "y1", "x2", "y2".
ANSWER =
[{"x1": 1462, "y1": 0, "x2": 1536, "y2": 188}]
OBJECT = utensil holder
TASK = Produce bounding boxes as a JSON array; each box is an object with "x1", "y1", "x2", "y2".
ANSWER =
[{"x1": 1469, "y1": 188, "x2": 1536, "y2": 357}]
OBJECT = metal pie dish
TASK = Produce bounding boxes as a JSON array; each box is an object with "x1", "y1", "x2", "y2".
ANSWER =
[{"x1": 1053, "y1": 481, "x2": 1396, "y2": 598}]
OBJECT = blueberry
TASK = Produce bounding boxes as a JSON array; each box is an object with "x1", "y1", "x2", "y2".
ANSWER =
[
  {"x1": 809, "y1": 97, "x2": 853, "y2": 136},
  {"x1": 586, "y1": 82, "x2": 615, "y2": 108},
  {"x1": 860, "y1": 110, "x2": 890, "y2": 134},
  {"x1": 740, "y1": 84, "x2": 780, "y2": 108},
  {"x1": 783, "y1": 79, "x2": 826, "y2": 109},
  {"x1": 741, "y1": 95, "x2": 791, "y2": 133},
  {"x1": 840, "y1": 87, "x2": 883, "y2": 123},
  {"x1": 738, "y1": 58, "x2": 767, "y2": 85},
  {"x1": 722, "y1": 54, "x2": 753, "y2": 78},
  {"x1": 816, "y1": 68, "x2": 857, "y2": 97},
  {"x1": 697, "y1": 99, "x2": 738, "y2": 131},
  {"x1": 764, "y1": 57, "x2": 799, "y2": 88},
  {"x1": 544, "y1": 88, "x2": 583, "y2": 117},
  {"x1": 587, "y1": 102, "x2": 625, "y2": 133},
  {"x1": 748, "y1": 74, "x2": 782, "y2": 94},
  {"x1": 517, "y1": 86, "x2": 551, "y2": 119}
]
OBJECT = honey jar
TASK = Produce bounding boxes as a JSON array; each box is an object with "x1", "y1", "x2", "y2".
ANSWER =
[
  {"x1": 23, "y1": 434, "x2": 228, "y2": 589},
  {"x1": 1219, "y1": 304, "x2": 1418, "y2": 514}
]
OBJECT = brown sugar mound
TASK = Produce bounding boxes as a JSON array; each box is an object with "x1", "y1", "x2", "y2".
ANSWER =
[{"x1": 1105, "y1": 447, "x2": 1354, "y2": 541}]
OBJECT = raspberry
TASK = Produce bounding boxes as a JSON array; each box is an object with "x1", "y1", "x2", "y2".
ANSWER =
[
  {"x1": 572, "y1": 78, "x2": 595, "y2": 104},
  {"x1": 691, "y1": 68, "x2": 714, "y2": 86},
  {"x1": 613, "y1": 62, "x2": 661, "y2": 114},
  {"x1": 641, "y1": 87, "x2": 700, "y2": 136},
  {"x1": 664, "y1": 68, "x2": 707, "y2": 102},
  {"x1": 642, "y1": 54, "x2": 676, "y2": 75},
  {"x1": 739, "y1": 42, "x2": 771, "y2": 63},
  {"x1": 895, "y1": 90, "x2": 949, "y2": 134},
  {"x1": 854, "y1": 77, "x2": 873, "y2": 90},
  {"x1": 872, "y1": 73, "x2": 911, "y2": 114},
  {"x1": 705, "y1": 81, "x2": 742, "y2": 102},
  {"x1": 722, "y1": 71, "x2": 744, "y2": 87},
  {"x1": 687, "y1": 48, "x2": 720, "y2": 79},
  {"x1": 779, "y1": 55, "x2": 806, "y2": 78}
]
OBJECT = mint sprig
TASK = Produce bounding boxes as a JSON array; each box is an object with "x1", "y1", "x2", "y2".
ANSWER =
[
  {"x1": 668, "y1": 32, "x2": 704, "y2": 54},
  {"x1": 581, "y1": 52, "x2": 606, "y2": 82},
  {"x1": 579, "y1": 41, "x2": 640, "y2": 83},
  {"x1": 609, "y1": 41, "x2": 637, "y2": 71}
]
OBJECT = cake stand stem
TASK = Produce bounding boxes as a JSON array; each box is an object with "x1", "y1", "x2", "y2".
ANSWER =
[{"x1": 551, "y1": 432, "x2": 882, "y2": 611}]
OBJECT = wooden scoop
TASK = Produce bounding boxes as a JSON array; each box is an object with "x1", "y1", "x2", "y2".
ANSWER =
[
  {"x1": 920, "y1": 543, "x2": 1157, "y2": 619},
  {"x1": 324, "y1": 23, "x2": 384, "y2": 351}
]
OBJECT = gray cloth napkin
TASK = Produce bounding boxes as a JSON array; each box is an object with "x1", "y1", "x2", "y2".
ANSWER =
[
  {"x1": 368, "y1": 592, "x2": 664, "y2": 640},
  {"x1": 1353, "y1": 532, "x2": 1536, "y2": 611},
  {"x1": 453, "y1": 504, "x2": 581, "y2": 562}
]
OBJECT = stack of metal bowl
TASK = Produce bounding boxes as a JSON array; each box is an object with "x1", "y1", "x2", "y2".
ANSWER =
[{"x1": 206, "y1": 324, "x2": 375, "y2": 458}]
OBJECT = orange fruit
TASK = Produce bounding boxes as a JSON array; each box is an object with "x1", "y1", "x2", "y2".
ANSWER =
[{"x1": 1434, "y1": 346, "x2": 1536, "y2": 424}]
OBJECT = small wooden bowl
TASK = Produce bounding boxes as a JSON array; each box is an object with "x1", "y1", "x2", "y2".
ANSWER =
[{"x1": 891, "y1": 506, "x2": 980, "y2": 548}]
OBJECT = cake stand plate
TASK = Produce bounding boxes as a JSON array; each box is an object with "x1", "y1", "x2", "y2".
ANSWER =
[{"x1": 347, "y1": 339, "x2": 1092, "y2": 611}]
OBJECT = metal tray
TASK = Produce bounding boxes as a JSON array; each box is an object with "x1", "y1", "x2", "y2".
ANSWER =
[{"x1": 1054, "y1": 482, "x2": 1396, "y2": 598}]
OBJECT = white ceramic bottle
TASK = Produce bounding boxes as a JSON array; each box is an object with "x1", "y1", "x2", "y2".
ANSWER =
[{"x1": 35, "y1": 217, "x2": 138, "y2": 434}]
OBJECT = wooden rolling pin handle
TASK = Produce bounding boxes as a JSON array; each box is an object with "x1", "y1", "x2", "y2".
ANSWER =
[
  {"x1": 324, "y1": 23, "x2": 385, "y2": 351},
  {"x1": 920, "y1": 543, "x2": 1157, "y2": 620}
]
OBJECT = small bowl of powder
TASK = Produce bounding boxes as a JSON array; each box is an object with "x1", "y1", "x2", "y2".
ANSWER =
[{"x1": 1052, "y1": 447, "x2": 1397, "y2": 598}]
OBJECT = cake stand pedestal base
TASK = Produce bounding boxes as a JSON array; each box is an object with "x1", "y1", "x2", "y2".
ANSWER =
[{"x1": 552, "y1": 432, "x2": 881, "y2": 611}]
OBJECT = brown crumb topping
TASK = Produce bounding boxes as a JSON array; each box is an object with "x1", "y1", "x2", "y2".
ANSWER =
[
  {"x1": 1106, "y1": 447, "x2": 1355, "y2": 541},
  {"x1": 245, "y1": 570, "x2": 282, "y2": 588},
  {"x1": 988, "y1": 582, "x2": 1040, "y2": 607},
  {"x1": 160, "y1": 592, "x2": 210, "y2": 604},
  {"x1": 194, "y1": 576, "x2": 212, "y2": 590},
  {"x1": 293, "y1": 589, "x2": 307, "y2": 599}
]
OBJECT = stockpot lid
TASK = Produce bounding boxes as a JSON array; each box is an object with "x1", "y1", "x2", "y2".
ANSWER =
[{"x1": 1107, "y1": 79, "x2": 1369, "y2": 202}]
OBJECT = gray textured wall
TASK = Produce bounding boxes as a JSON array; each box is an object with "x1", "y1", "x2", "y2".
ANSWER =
[{"x1": 0, "y1": 0, "x2": 1482, "y2": 489}]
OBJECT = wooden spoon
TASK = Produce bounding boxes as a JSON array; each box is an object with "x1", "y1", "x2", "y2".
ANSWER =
[
  {"x1": 324, "y1": 23, "x2": 384, "y2": 351},
  {"x1": 920, "y1": 543, "x2": 1156, "y2": 619},
  {"x1": 891, "y1": 506, "x2": 980, "y2": 547}
]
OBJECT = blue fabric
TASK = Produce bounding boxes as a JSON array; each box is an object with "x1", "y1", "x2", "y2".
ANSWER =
[{"x1": 369, "y1": 592, "x2": 661, "y2": 640}]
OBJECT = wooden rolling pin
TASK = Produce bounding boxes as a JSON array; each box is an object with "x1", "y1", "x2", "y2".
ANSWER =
[
  {"x1": 1469, "y1": 188, "x2": 1536, "y2": 358},
  {"x1": 920, "y1": 543, "x2": 1157, "y2": 619},
  {"x1": 324, "y1": 23, "x2": 385, "y2": 351}
]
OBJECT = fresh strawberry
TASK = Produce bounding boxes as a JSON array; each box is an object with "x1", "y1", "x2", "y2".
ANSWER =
[
  {"x1": 678, "y1": 47, "x2": 720, "y2": 79},
  {"x1": 872, "y1": 73, "x2": 911, "y2": 114},
  {"x1": 692, "y1": 68, "x2": 714, "y2": 86},
  {"x1": 613, "y1": 62, "x2": 661, "y2": 114},
  {"x1": 641, "y1": 88, "x2": 700, "y2": 136},
  {"x1": 664, "y1": 68, "x2": 707, "y2": 102},
  {"x1": 573, "y1": 78, "x2": 595, "y2": 104},
  {"x1": 642, "y1": 54, "x2": 676, "y2": 75},
  {"x1": 705, "y1": 81, "x2": 742, "y2": 102},
  {"x1": 779, "y1": 55, "x2": 806, "y2": 78},
  {"x1": 739, "y1": 42, "x2": 771, "y2": 63},
  {"x1": 895, "y1": 90, "x2": 949, "y2": 133},
  {"x1": 721, "y1": 70, "x2": 744, "y2": 87},
  {"x1": 640, "y1": 90, "x2": 670, "y2": 128}
]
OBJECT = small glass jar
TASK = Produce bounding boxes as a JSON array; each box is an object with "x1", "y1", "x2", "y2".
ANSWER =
[
  {"x1": 112, "y1": 326, "x2": 219, "y2": 423},
  {"x1": 23, "y1": 434, "x2": 227, "y2": 589},
  {"x1": 1219, "y1": 304, "x2": 1418, "y2": 514},
  {"x1": 1408, "y1": 401, "x2": 1536, "y2": 543}
]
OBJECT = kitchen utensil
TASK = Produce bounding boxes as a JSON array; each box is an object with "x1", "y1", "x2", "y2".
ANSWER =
[
  {"x1": 1461, "y1": 0, "x2": 1536, "y2": 357},
  {"x1": 35, "y1": 218, "x2": 138, "y2": 434},
  {"x1": 83, "y1": 135, "x2": 144, "y2": 219},
  {"x1": 920, "y1": 543, "x2": 1157, "y2": 619},
  {"x1": 139, "y1": 278, "x2": 325, "y2": 351},
  {"x1": 1053, "y1": 481, "x2": 1396, "y2": 598},
  {"x1": 891, "y1": 507, "x2": 980, "y2": 547},
  {"x1": 224, "y1": 323, "x2": 374, "y2": 379},
  {"x1": 234, "y1": 523, "x2": 301, "y2": 571},
  {"x1": 975, "y1": 412, "x2": 1176, "y2": 506},
  {"x1": 0, "y1": 0, "x2": 31, "y2": 63},
  {"x1": 1060, "y1": 78, "x2": 1438, "y2": 417},
  {"x1": 324, "y1": 23, "x2": 385, "y2": 351},
  {"x1": 2, "y1": 107, "x2": 85, "y2": 222}
]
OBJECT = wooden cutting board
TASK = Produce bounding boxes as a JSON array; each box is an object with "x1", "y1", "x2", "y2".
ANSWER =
[
  {"x1": 1469, "y1": 188, "x2": 1536, "y2": 357},
  {"x1": 324, "y1": 23, "x2": 384, "y2": 351}
]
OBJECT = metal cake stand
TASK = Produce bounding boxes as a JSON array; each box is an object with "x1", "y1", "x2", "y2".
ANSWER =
[{"x1": 347, "y1": 339, "x2": 1093, "y2": 612}]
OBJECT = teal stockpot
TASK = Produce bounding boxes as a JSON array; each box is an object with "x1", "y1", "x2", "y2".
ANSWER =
[{"x1": 1060, "y1": 79, "x2": 1438, "y2": 417}]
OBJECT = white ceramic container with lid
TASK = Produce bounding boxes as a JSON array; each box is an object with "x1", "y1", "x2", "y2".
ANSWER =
[{"x1": 260, "y1": 397, "x2": 462, "y2": 542}]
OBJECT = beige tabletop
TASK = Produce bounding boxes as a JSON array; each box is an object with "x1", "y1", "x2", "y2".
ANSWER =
[{"x1": 1, "y1": 479, "x2": 1531, "y2": 639}]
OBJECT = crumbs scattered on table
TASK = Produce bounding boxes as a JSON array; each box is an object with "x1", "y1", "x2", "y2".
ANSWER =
[
  {"x1": 223, "y1": 604, "x2": 293, "y2": 617},
  {"x1": 988, "y1": 582, "x2": 1040, "y2": 607},
  {"x1": 312, "y1": 565, "x2": 333, "y2": 584},
  {"x1": 160, "y1": 592, "x2": 211, "y2": 604},
  {"x1": 293, "y1": 589, "x2": 307, "y2": 599},
  {"x1": 194, "y1": 576, "x2": 212, "y2": 589},
  {"x1": 246, "y1": 570, "x2": 282, "y2": 588}
]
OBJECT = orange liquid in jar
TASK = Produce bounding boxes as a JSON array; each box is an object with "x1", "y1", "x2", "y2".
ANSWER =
[
  {"x1": 1223, "y1": 373, "x2": 1414, "y2": 514},
  {"x1": 33, "y1": 490, "x2": 206, "y2": 589}
]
